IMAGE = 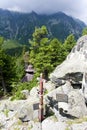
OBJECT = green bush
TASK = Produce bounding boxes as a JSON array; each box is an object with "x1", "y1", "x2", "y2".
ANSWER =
[
  {"x1": 11, "y1": 76, "x2": 38, "y2": 100},
  {"x1": 11, "y1": 91, "x2": 26, "y2": 100}
]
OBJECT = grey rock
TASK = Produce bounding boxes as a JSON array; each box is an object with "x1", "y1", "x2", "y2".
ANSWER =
[
  {"x1": 71, "y1": 122, "x2": 87, "y2": 130},
  {"x1": 82, "y1": 72, "x2": 87, "y2": 103},
  {"x1": 50, "y1": 76, "x2": 65, "y2": 87},
  {"x1": 42, "y1": 118, "x2": 68, "y2": 130},
  {"x1": 21, "y1": 89, "x2": 29, "y2": 99},
  {"x1": 50, "y1": 35, "x2": 87, "y2": 85},
  {"x1": 18, "y1": 104, "x2": 33, "y2": 121},
  {"x1": 30, "y1": 87, "x2": 39, "y2": 98},
  {"x1": 43, "y1": 81, "x2": 56, "y2": 92},
  {"x1": 61, "y1": 81, "x2": 73, "y2": 94},
  {"x1": 0, "y1": 97, "x2": 39, "y2": 122},
  {"x1": 68, "y1": 90, "x2": 87, "y2": 118},
  {"x1": 17, "y1": 97, "x2": 39, "y2": 122},
  {"x1": 31, "y1": 122, "x2": 42, "y2": 130}
]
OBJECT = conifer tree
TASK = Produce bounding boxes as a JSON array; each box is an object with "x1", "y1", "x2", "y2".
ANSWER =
[
  {"x1": 0, "y1": 37, "x2": 16, "y2": 95},
  {"x1": 29, "y1": 26, "x2": 64, "y2": 77},
  {"x1": 63, "y1": 34, "x2": 76, "y2": 55}
]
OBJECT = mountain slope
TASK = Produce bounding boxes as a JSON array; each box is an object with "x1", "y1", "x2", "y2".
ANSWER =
[{"x1": 0, "y1": 9, "x2": 86, "y2": 43}]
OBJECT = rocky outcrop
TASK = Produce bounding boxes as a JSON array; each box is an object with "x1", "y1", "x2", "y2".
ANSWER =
[
  {"x1": 0, "y1": 85, "x2": 87, "y2": 130},
  {"x1": 1, "y1": 35, "x2": 87, "y2": 130},
  {"x1": 50, "y1": 35, "x2": 87, "y2": 85},
  {"x1": 0, "y1": 97, "x2": 39, "y2": 122}
]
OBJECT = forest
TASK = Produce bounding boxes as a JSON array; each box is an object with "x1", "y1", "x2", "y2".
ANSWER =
[{"x1": 0, "y1": 25, "x2": 87, "y2": 99}]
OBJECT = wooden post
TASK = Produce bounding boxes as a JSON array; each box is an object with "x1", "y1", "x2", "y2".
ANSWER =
[{"x1": 38, "y1": 73, "x2": 44, "y2": 123}]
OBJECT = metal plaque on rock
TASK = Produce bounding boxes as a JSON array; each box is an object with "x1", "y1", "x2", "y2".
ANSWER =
[
  {"x1": 56, "y1": 93, "x2": 68, "y2": 103},
  {"x1": 33, "y1": 103, "x2": 39, "y2": 110}
]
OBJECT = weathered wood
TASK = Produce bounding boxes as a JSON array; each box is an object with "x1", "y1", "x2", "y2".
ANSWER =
[{"x1": 56, "y1": 93, "x2": 68, "y2": 103}]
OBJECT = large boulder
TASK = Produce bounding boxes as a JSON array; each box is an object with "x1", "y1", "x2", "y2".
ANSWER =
[
  {"x1": 50, "y1": 35, "x2": 87, "y2": 85},
  {"x1": 68, "y1": 90, "x2": 87, "y2": 118},
  {"x1": 42, "y1": 117, "x2": 67, "y2": 130},
  {"x1": 0, "y1": 97, "x2": 39, "y2": 122},
  {"x1": 44, "y1": 81, "x2": 73, "y2": 108}
]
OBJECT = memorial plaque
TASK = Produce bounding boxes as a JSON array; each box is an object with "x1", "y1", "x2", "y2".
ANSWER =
[
  {"x1": 56, "y1": 93, "x2": 68, "y2": 103},
  {"x1": 33, "y1": 103, "x2": 39, "y2": 110}
]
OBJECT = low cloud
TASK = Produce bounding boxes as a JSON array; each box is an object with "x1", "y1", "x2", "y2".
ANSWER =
[{"x1": 7, "y1": 6, "x2": 22, "y2": 12}]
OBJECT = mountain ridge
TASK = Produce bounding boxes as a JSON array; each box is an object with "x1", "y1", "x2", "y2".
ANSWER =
[{"x1": 0, "y1": 9, "x2": 86, "y2": 44}]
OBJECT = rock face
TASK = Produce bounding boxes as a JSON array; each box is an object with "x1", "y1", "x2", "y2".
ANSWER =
[
  {"x1": 48, "y1": 35, "x2": 87, "y2": 120},
  {"x1": 50, "y1": 35, "x2": 87, "y2": 84}
]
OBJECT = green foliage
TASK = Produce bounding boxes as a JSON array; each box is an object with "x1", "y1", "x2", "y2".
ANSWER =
[
  {"x1": 0, "y1": 26, "x2": 77, "y2": 98},
  {"x1": 0, "y1": 37, "x2": 4, "y2": 46},
  {"x1": 32, "y1": 25, "x2": 48, "y2": 43},
  {"x1": 2, "y1": 40, "x2": 22, "y2": 50},
  {"x1": 29, "y1": 26, "x2": 50, "y2": 76},
  {"x1": 82, "y1": 27, "x2": 87, "y2": 35},
  {"x1": 3, "y1": 109, "x2": 9, "y2": 117},
  {"x1": 15, "y1": 56, "x2": 25, "y2": 81},
  {"x1": 11, "y1": 90, "x2": 26, "y2": 100},
  {"x1": 0, "y1": 10, "x2": 85, "y2": 44},
  {"x1": 49, "y1": 38, "x2": 65, "y2": 67},
  {"x1": 14, "y1": 128, "x2": 20, "y2": 130},
  {"x1": 11, "y1": 76, "x2": 38, "y2": 100},
  {"x1": 44, "y1": 89, "x2": 48, "y2": 95},
  {"x1": 0, "y1": 54, "x2": 17, "y2": 92},
  {"x1": 0, "y1": 37, "x2": 17, "y2": 95},
  {"x1": 29, "y1": 26, "x2": 70, "y2": 78},
  {"x1": 0, "y1": 37, "x2": 4, "y2": 66},
  {"x1": 65, "y1": 127, "x2": 70, "y2": 130},
  {"x1": 2, "y1": 39, "x2": 29, "y2": 56},
  {"x1": 63, "y1": 34, "x2": 76, "y2": 55}
]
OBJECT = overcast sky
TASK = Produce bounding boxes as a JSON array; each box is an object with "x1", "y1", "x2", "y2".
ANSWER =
[{"x1": 0, "y1": 0, "x2": 87, "y2": 24}]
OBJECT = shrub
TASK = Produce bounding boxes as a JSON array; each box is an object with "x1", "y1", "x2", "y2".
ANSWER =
[{"x1": 11, "y1": 76, "x2": 38, "y2": 100}]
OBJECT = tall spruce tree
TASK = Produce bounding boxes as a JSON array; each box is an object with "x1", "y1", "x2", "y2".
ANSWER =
[
  {"x1": 29, "y1": 26, "x2": 65, "y2": 78},
  {"x1": 29, "y1": 26, "x2": 50, "y2": 77}
]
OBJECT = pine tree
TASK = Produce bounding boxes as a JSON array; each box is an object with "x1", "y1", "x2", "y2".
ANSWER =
[
  {"x1": 63, "y1": 34, "x2": 76, "y2": 55},
  {"x1": 29, "y1": 26, "x2": 64, "y2": 78}
]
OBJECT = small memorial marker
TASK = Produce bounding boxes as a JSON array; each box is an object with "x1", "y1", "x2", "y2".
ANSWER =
[
  {"x1": 33, "y1": 103, "x2": 39, "y2": 110},
  {"x1": 56, "y1": 93, "x2": 68, "y2": 103}
]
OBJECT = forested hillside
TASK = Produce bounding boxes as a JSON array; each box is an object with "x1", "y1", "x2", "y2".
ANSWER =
[{"x1": 0, "y1": 9, "x2": 86, "y2": 44}]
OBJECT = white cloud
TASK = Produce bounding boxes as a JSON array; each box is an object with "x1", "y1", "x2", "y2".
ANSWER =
[{"x1": 7, "y1": 6, "x2": 22, "y2": 12}]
